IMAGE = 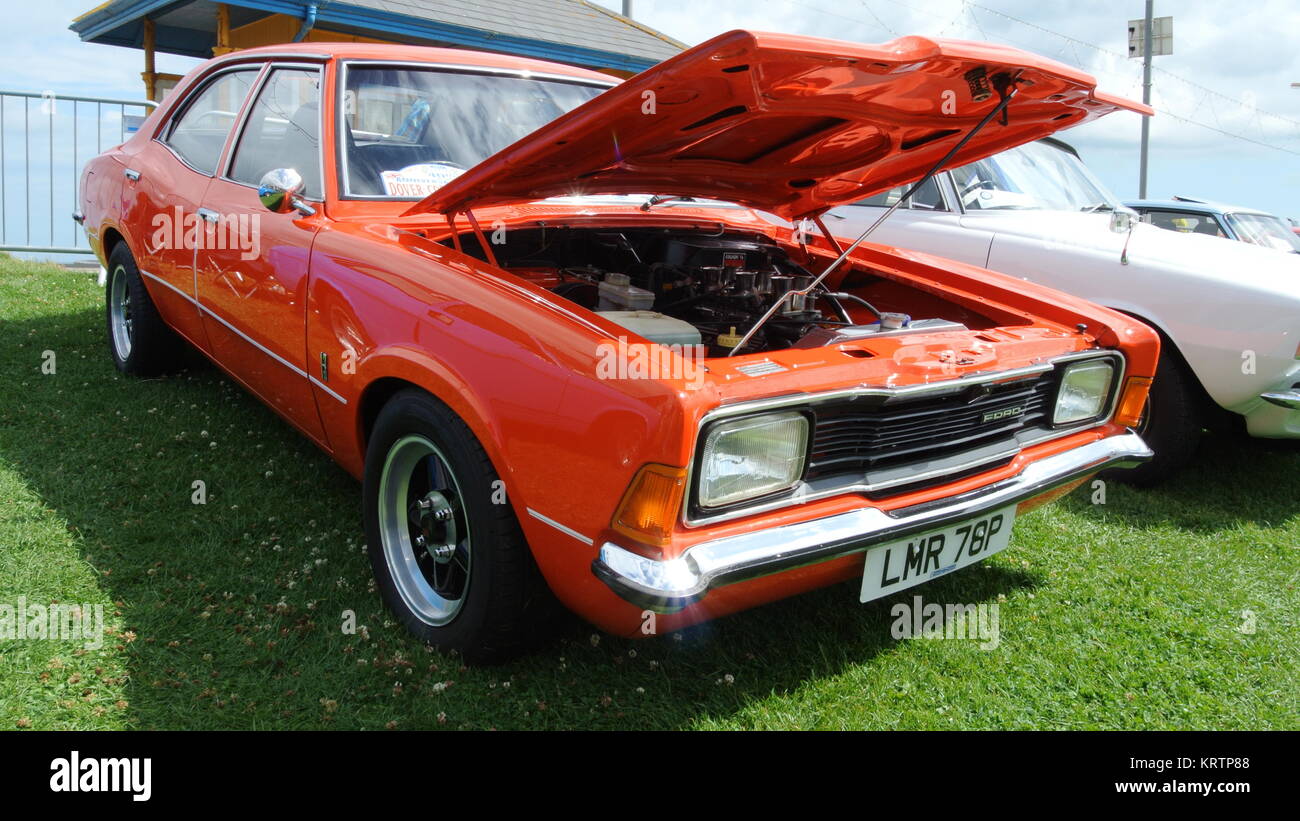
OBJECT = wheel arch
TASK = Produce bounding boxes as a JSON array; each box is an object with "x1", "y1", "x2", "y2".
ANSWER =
[
  {"x1": 358, "y1": 376, "x2": 420, "y2": 450},
  {"x1": 353, "y1": 368, "x2": 518, "y2": 507},
  {"x1": 100, "y1": 225, "x2": 128, "y2": 264},
  {"x1": 1108, "y1": 304, "x2": 1223, "y2": 419}
]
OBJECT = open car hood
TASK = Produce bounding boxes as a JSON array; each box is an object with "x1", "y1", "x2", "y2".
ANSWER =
[{"x1": 406, "y1": 29, "x2": 1148, "y2": 220}]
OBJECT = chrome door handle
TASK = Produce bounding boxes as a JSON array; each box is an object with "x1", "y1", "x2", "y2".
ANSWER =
[
  {"x1": 123, "y1": 168, "x2": 141, "y2": 181},
  {"x1": 196, "y1": 208, "x2": 220, "y2": 224}
]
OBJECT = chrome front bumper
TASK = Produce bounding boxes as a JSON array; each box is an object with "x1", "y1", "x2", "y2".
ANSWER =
[{"x1": 593, "y1": 431, "x2": 1152, "y2": 613}]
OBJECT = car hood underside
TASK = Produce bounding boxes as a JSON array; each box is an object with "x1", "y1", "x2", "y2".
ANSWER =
[{"x1": 407, "y1": 29, "x2": 1148, "y2": 221}]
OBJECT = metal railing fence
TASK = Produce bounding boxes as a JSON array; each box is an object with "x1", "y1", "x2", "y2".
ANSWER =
[{"x1": 0, "y1": 90, "x2": 156, "y2": 255}]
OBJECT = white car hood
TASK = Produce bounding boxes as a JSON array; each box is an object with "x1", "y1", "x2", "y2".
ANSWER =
[{"x1": 967, "y1": 210, "x2": 1300, "y2": 295}]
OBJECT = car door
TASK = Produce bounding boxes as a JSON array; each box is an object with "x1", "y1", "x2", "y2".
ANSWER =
[
  {"x1": 127, "y1": 67, "x2": 259, "y2": 348},
  {"x1": 195, "y1": 64, "x2": 329, "y2": 444}
]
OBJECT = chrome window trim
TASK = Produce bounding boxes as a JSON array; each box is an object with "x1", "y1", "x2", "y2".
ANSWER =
[
  {"x1": 209, "y1": 51, "x2": 331, "y2": 66},
  {"x1": 154, "y1": 65, "x2": 265, "y2": 178},
  {"x1": 682, "y1": 349, "x2": 1127, "y2": 527},
  {"x1": 335, "y1": 60, "x2": 616, "y2": 201},
  {"x1": 930, "y1": 172, "x2": 955, "y2": 212},
  {"x1": 937, "y1": 171, "x2": 964, "y2": 215},
  {"x1": 218, "y1": 62, "x2": 327, "y2": 203}
]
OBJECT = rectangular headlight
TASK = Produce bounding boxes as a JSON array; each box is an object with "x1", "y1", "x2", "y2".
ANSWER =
[
  {"x1": 699, "y1": 411, "x2": 808, "y2": 508},
  {"x1": 1054, "y1": 359, "x2": 1115, "y2": 425}
]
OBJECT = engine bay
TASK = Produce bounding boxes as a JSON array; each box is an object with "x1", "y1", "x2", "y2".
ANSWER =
[{"x1": 446, "y1": 226, "x2": 998, "y2": 356}]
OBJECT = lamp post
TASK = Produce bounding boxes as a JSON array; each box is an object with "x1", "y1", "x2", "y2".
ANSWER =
[{"x1": 1128, "y1": 5, "x2": 1172, "y2": 198}]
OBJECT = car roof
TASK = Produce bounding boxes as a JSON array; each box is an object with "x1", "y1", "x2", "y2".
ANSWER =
[
  {"x1": 206, "y1": 41, "x2": 619, "y2": 86},
  {"x1": 1123, "y1": 197, "x2": 1274, "y2": 217}
]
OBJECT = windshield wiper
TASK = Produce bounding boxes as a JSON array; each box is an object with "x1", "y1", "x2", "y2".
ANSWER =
[{"x1": 1080, "y1": 202, "x2": 1115, "y2": 213}]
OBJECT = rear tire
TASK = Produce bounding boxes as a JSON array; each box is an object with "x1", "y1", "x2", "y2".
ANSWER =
[
  {"x1": 104, "y1": 243, "x2": 183, "y2": 376},
  {"x1": 362, "y1": 388, "x2": 551, "y2": 663},
  {"x1": 1111, "y1": 351, "x2": 1203, "y2": 485}
]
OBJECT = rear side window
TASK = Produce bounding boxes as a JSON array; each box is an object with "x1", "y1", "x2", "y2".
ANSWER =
[
  {"x1": 162, "y1": 70, "x2": 258, "y2": 175},
  {"x1": 229, "y1": 68, "x2": 324, "y2": 200}
]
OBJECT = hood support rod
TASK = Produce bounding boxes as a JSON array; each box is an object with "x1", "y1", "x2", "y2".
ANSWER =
[{"x1": 727, "y1": 74, "x2": 1021, "y2": 356}]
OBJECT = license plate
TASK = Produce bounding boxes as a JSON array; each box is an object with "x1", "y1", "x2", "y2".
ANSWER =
[{"x1": 860, "y1": 506, "x2": 1017, "y2": 603}]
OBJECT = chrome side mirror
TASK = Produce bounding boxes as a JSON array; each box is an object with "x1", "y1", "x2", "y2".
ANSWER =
[
  {"x1": 258, "y1": 168, "x2": 315, "y2": 216},
  {"x1": 1109, "y1": 208, "x2": 1137, "y2": 234},
  {"x1": 1112, "y1": 207, "x2": 1139, "y2": 266}
]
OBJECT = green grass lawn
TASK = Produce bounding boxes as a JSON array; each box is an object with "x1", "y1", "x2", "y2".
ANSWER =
[{"x1": 1, "y1": 254, "x2": 1297, "y2": 730}]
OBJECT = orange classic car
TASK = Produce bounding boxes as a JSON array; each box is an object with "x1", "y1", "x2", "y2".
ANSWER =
[{"x1": 78, "y1": 30, "x2": 1158, "y2": 661}]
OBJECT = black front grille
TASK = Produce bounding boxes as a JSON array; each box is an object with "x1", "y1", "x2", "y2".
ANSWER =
[{"x1": 806, "y1": 371, "x2": 1058, "y2": 482}]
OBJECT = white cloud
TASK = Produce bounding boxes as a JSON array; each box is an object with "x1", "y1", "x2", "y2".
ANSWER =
[
  {"x1": 1, "y1": 1, "x2": 200, "y2": 100},
  {"x1": 600, "y1": 0, "x2": 1300, "y2": 212}
]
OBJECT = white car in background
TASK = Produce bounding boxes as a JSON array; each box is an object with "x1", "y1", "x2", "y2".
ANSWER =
[{"x1": 824, "y1": 138, "x2": 1300, "y2": 483}]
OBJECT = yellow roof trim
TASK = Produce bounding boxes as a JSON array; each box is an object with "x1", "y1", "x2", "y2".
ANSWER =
[
  {"x1": 577, "y1": 0, "x2": 687, "y2": 51},
  {"x1": 73, "y1": 0, "x2": 116, "y2": 23}
]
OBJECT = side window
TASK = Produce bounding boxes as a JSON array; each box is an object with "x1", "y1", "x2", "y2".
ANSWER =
[
  {"x1": 229, "y1": 68, "x2": 323, "y2": 200},
  {"x1": 855, "y1": 176, "x2": 947, "y2": 211},
  {"x1": 1141, "y1": 210, "x2": 1226, "y2": 237},
  {"x1": 162, "y1": 70, "x2": 257, "y2": 175}
]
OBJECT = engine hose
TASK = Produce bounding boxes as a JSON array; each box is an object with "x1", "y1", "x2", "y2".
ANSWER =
[{"x1": 824, "y1": 291, "x2": 883, "y2": 322}]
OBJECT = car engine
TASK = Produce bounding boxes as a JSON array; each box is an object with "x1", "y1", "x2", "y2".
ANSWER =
[{"x1": 449, "y1": 226, "x2": 967, "y2": 356}]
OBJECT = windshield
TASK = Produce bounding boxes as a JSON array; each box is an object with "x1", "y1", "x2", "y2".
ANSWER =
[
  {"x1": 340, "y1": 66, "x2": 607, "y2": 198},
  {"x1": 950, "y1": 140, "x2": 1121, "y2": 212},
  {"x1": 1225, "y1": 213, "x2": 1300, "y2": 253}
]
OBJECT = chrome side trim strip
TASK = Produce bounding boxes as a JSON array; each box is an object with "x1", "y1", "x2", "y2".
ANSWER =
[
  {"x1": 526, "y1": 508, "x2": 593, "y2": 546},
  {"x1": 138, "y1": 269, "x2": 347, "y2": 405},
  {"x1": 186, "y1": 294, "x2": 308, "y2": 377},
  {"x1": 594, "y1": 431, "x2": 1153, "y2": 613},
  {"x1": 140, "y1": 269, "x2": 192, "y2": 300},
  {"x1": 309, "y1": 376, "x2": 348, "y2": 405},
  {"x1": 1260, "y1": 390, "x2": 1300, "y2": 410}
]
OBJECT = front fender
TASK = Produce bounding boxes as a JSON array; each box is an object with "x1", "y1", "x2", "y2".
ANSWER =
[{"x1": 305, "y1": 222, "x2": 699, "y2": 622}]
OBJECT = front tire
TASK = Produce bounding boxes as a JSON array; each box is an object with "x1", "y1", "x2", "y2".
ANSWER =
[
  {"x1": 104, "y1": 243, "x2": 182, "y2": 376},
  {"x1": 1112, "y1": 351, "x2": 1203, "y2": 485},
  {"x1": 362, "y1": 389, "x2": 549, "y2": 663}
]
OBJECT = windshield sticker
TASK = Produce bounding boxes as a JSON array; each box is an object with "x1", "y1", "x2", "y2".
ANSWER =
[{"x1": 380, "y1": 163, "x2": 463, "y2": 198}]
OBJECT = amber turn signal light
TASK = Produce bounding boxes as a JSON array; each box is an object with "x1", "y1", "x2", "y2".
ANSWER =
[
  {"x1": 1114, "y1": 376, "x2": 1153, "y2": 428},
  {"x1": 612, "y1": 464, "x2": 687, "y2": 547}
]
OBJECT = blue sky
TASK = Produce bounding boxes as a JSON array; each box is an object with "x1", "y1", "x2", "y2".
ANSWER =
[{"x1": 2, "y1": 0, "x2": 1297, "y2": 259}]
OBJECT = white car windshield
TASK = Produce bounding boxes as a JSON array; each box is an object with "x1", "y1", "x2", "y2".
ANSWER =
[
  {"x1": 1225, "y1": 213, "x2": 1300, "y2": 253},
  {"x1": 950, "y1": 141, "x2": 1121, "y2": 212},
  {"x1": 340, "y1": 66, "x2": 607, "y2": 198}
]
